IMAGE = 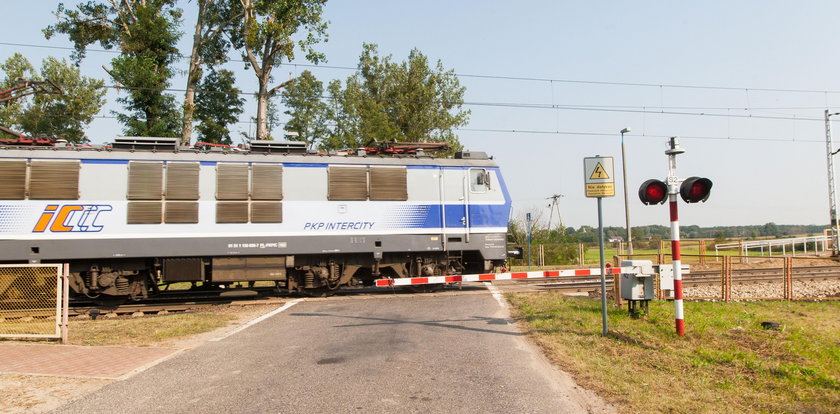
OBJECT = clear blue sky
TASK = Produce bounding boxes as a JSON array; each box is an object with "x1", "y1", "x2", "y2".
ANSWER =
[{"x1": 3, "y1": 1, "x2": 840, "y2": 230}]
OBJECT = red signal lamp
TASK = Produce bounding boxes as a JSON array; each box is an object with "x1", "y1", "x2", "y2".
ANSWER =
[
  {"x1": 638, "y1": 179, "x2": 668, "y2": 205},
  {"x1": 679, "y1": 177, "x2": 713, "y2": 203}
]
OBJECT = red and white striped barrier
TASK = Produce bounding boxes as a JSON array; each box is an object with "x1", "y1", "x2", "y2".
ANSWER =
[{"x1": 374, "y1": 266, "x2": 632, "y2": 287}]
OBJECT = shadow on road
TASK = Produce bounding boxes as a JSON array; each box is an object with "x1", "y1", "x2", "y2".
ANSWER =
[{"x1": 289, "y1": 312, "x2": 523, "y2": 336}]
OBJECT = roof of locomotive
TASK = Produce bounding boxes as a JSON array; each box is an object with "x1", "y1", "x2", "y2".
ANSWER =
[{"x1": 0, "y1": 143, "x2": 500, "y2": 168}]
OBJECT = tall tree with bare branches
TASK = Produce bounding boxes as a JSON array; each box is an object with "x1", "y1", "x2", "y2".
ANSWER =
[
  {"x1": 180, "y1": 0, "x2": 241, "y2": 145},
  {"x1": 228, "y1": 0, "x2": 328, "y2": 140}
]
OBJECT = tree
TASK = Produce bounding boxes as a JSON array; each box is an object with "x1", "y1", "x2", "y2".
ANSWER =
[
  {"x1": 0, "y1": 55, "x2": 36, "y2": 129},
  {"x1": 321, "y1": 43, "x2": 470, "y2": 153},
  {"x1": 44, "y1": 0, "x2": 183, "y2": 137},
  {"x1": 194, "y1": 69, "x2": 245, "y2": 144},
  {"x1": 280, "y1": 70, "x2": 331, "y2": 148},
  {"x1": 181, "y1": 0, "x2": 241, "y2": 145},
  {"x1": 0, "y1": 54, "x2": 105, "y2": 143},
  {"x1": 229, "y1": 0, "x2": 328, "y2": 140}
]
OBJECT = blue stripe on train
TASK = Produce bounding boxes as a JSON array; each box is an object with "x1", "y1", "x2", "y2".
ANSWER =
[{"x1": 385, "y1": 204, "x2": 509, "y2": 229}]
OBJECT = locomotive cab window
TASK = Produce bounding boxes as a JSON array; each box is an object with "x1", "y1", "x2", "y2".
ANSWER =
[{"x1": 470, "y1": 168, "x2": 491, "y2": 193}]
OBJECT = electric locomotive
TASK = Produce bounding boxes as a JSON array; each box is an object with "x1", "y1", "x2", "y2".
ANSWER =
[{"x1": 0, "y1": 137, "x2": 511, "y2": 299}]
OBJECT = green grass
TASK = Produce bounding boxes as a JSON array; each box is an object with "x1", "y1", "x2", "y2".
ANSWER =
[
  {"x1": 67, "y1": 312, "x2": 236, "y2": 346},
  {"x1": 507, "y1": 294, "x2": 840, "y2": 413}
]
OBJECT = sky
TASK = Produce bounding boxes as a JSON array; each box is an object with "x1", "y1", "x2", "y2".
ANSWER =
[{"x1": 2, "y1": 1, "x2": 840, "y2": 230}]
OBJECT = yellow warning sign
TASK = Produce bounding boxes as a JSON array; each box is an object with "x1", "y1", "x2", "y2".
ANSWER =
[
  {"x1": 589, "y1": 162, "x2": 609, "y2": 180},
  {"x1": 586, "y1": 183, "x2": 615, "y2": 197},
  {"x1": 584, "y1": 156, "x2": 615, "y2": 198}
]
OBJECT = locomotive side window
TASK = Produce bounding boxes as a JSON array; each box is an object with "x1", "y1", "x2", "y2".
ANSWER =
[
  {"x1": 369, "y1": 166, "x2": 408, "y2": 201},
  {"x1": 127, "y1": 162, "x2": 164, "y2": 224},
  {"x1": 0, "y1": 160, "x2": 27, "y2": 199},
  {"x1": 30, "y1": 160, "x2": 80, "y2": 200},
  {"x1": 328, "y1": 166, "x2": 368, "y2": 201},
  {"x1": 470, "y1": 168, "x2": 490, "y2": 193}
]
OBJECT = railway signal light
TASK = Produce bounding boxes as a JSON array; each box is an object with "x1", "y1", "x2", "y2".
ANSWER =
[
  {"x1": 638, "y1": 179, "x2": 668, "y2": 205},
  {"x1": 679, "y1": 177, "x2": 713, "y2": 203}
]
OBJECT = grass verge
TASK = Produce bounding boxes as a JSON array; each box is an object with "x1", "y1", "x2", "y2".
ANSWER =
[
  {"x1": 66, "y1": 311, "x2": 236, "y2": 347},
  {"x1": 507, "y1": 294, "x2": 839, "y2": 413}
]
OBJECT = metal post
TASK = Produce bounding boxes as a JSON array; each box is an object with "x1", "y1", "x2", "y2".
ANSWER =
[
  {"x1": 526, "y1": 213, "x2": 532, "y2": 269},
  {"x1": 61, "y1": 263, "x2": 69, "y2": 344},
  {"x1": 825, "y1": 110, "x2": 840, "y2": 255},
  {"x1": 620, "y1": 128, "x2": 633, "y2": 255},
  {"x1": 597, "y1": 197, "x2": 608, "y2": 337},
  {"x1": 666, "y1": 137, "x2": 686, "y2": 337}
]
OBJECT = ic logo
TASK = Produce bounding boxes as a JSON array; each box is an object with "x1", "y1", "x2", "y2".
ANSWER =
[{"x1": 32, "y1": 204, "x2": 113, "y2": 233}]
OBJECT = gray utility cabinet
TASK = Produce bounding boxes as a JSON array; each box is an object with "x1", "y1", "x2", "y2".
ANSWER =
[{"x1": 620, "y1": 260, "x2": 654, "y2": 301}]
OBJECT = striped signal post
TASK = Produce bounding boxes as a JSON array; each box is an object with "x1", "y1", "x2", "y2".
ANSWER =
[
  {"x1": 665, "y1": 137, "x2": 686, "y2": 336},
  {"x1": 668, "y1": 188, "x2": 685, "y2": 335},
  {"x1": 639, "y1": 137, "x2": 712, "y2": 336}
]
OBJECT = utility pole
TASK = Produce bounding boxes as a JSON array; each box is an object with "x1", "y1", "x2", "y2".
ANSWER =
[
  {"x1": 546, "y1": 194, "x2": 565, "y2": 233},
  {"x1": 620, "y1": 128, "x2": 634, "y2": 255},
  {"x1": 825, "y1": 110, "x2": 840, "y2": 256}
]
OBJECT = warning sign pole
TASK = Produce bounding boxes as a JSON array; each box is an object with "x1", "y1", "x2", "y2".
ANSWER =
[{"x1": 584, "y1": 156, "x2": 615, "y2": 337}]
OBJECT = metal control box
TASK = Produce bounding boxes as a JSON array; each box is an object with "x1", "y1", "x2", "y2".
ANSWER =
[{"x1": 620, "y1": 260, "x2": 654, "y2": 300}]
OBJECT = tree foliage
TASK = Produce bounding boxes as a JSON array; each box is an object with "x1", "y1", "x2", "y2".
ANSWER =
[
  {"x1": 44, "y1": 0, "x2": 183, "y2": 137},
  {"x1": 228, "y1": 0, "x2": 328, "y2": 140},
  {"x1": 194, "y1": 69, "x2": 245, "y2": 145},
  {"x1": 320, "y1": 43, "x2": 470, "y2": 153},
  {"x1": 0, "y1": 54, "x2": 105, "y2": 143},
  {"x1": 181, "y1": 0, "x2": 241, "y2": 145},
  {"x1": 280, "y1": 70, "x2": 330, "y2": 148}
]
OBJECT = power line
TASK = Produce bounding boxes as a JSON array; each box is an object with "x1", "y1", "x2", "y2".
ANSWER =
[
  {"x1": 456, "y1": 127, "x2": 822, "y2": 143},
  {"x1": 4, "y1": 40, "x2": 840, "y2": 95},
  {"x1": 87, "y1": 114, "x2": 822, "y2": 143},
  {"x1": 89, "y1": 83, "x2": 825, "y2": 123}
]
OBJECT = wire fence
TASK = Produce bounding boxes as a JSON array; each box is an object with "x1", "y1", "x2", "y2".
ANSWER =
[
  {"x1": 609, "y1": 254, "x2": 839, "y2": 302},
  {"x1": 0, "y1": 264, "x2": 68, "y2": 341}
]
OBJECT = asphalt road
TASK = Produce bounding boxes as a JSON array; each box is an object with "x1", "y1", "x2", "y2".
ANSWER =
[{"x1": 55, "y1": 288, "x2": 612, "y2": 413}]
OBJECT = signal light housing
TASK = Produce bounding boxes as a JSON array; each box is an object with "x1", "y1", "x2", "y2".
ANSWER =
[
  {"x1": 638, "y1": 179, "x2": 668, "y2": 205},
  {"x1": 679, "y1": 177, "x2": 713, "y2": 203}
]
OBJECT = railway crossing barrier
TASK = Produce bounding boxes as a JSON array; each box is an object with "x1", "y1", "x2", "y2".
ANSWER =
[
  {"x1": 374, "y1": 266, "x2": 629, "y2": 287},
  {"x1": 0, "y1": 263, "x2": 69, "y2": 342}
]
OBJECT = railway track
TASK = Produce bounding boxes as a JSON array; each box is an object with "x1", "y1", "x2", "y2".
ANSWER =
[
  {"x1": 530, "y1": 265, "x2": 840, "y2": 293},
  {"x1": 5, "y1": 266, "x2": 840, "y2": 320}
]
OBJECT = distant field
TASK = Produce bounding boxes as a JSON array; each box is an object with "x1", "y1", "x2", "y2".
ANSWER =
[
  {"x1": 507, "y1": 295, "x2": 839, "y2": 413},
  {"x1": 512, "y1": 242, "x2": 818, "y2": 267}
]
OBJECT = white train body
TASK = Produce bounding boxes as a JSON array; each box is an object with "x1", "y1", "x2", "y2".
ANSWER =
[{"x1": 0, "y1": 139, "x2": 511, "y2": 297}]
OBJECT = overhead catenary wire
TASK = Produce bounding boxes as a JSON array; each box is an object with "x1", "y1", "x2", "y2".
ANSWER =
[
  {"x1": 87, "y1": 83, "x2": 826, "y2": 123},
  {"x1": 2, "y1": 41, "x2": 836, "y2": 143},
  {"x1": 4, "y1": 40, "x2": 840, "y2": 95},
  {"x1": 86, "y1": 114, "x2": 823, "y2": 144}
]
